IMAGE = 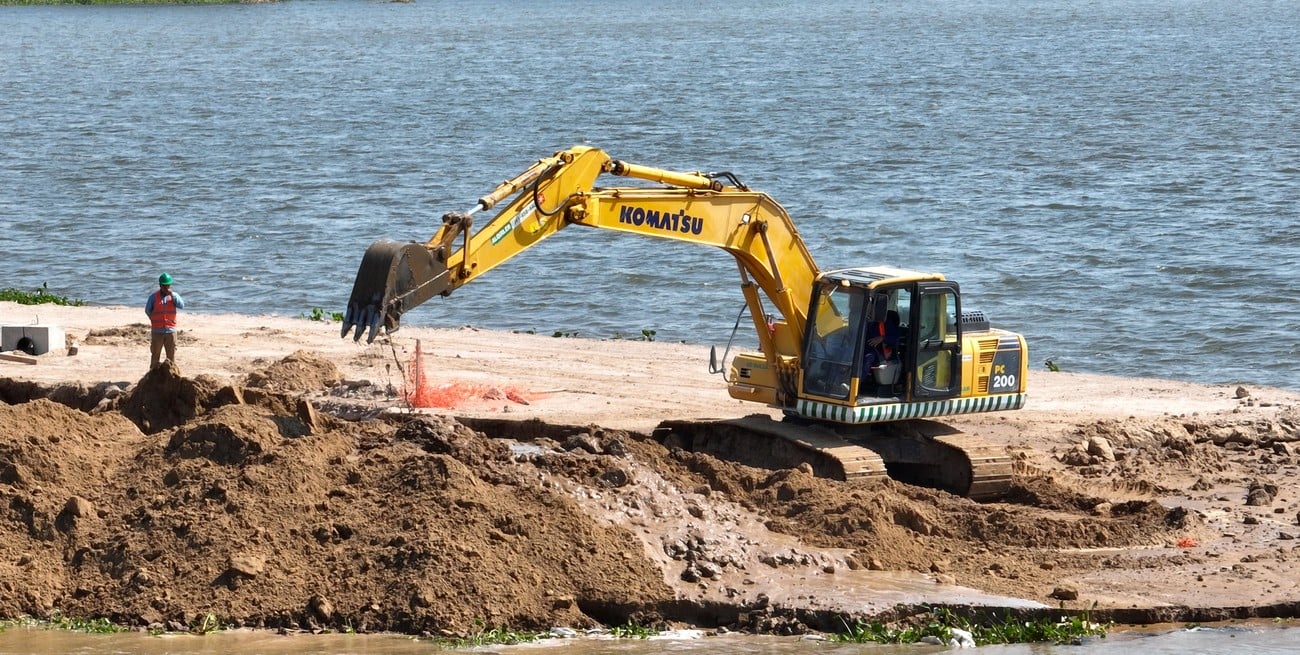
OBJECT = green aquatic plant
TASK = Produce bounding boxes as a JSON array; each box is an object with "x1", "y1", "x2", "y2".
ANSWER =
[
  {"x1": 833, "y1": 616, "x2": 945, "y2": 644},
  {"x1": 832, "y1": 606, "x2": 1107, "y2": 647},
  {"x1": 15, "y1": 612, "x2": 126, "y2": 634},
  {"x1": 608, "y1": 620, "x2": 660, "y2": 639},
  {"x1": 0, "y1": 283, "x2": 83, "y2": 306},
  {"x1": 438, "y1": 622, "x2": 542, "y2": 648},
  {"x1": 974, "y1": 611, "x2": 1106, "y2": 645},
  {"x1": 301, "y1": 307, "x2": 344, "y2": 322},
  {"x1": 192, "y1": 612, "x2": 223, "y2": 635}
]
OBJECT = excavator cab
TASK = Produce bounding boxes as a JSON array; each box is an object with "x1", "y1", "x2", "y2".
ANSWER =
[{"x1": 797, "y1": 269, "x2": 966, "y2": 407}]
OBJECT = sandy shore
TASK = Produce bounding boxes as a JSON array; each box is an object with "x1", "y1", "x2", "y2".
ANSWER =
[{"x1": 2, "y1": 301, "x2": 1299, "y2": 633}]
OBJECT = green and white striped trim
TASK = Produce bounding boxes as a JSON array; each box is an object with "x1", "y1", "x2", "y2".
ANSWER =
[{"x1": 796, "y1": 393, "x2": 1027, "y2": 424}]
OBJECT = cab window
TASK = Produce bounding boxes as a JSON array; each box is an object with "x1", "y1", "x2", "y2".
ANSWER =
[
  {"x1": 802, "y1": 285, "x2": 864, "y2": 399},
  {"x1": 917, "y1": 291, "x2": 957, "y2": 345}
]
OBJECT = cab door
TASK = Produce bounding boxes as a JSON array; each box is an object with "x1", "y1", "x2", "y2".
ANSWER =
[
  {"x1": 799, "y1": 283, "x2": 864, "y2": 401},
  {"x1": 909, "y1": 282, "x2": 961, "y2": 400}
]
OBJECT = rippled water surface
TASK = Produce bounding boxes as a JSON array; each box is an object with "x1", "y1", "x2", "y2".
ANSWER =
[{"x1": 2, "y1": 0, "x2": 1297, "y2": 389}]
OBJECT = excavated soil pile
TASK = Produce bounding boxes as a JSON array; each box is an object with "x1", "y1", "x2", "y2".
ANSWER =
[
  {"x1": 242, "y1": 350, "x2": 342, "y2": 393},
  {"x1": 0, "y1": 356, "x2": 668, "y2": 634},
  {"x1": 1, "y1": 348, "x2": 1299, "y2": 634}
]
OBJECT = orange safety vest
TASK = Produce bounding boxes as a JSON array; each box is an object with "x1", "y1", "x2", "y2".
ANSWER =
[
  {"x1": 150, "y1": 291, "x2": 178, "y2": 330},
  {"x1": 871, "y1": 322, "x2": 893, "y2": 358}
]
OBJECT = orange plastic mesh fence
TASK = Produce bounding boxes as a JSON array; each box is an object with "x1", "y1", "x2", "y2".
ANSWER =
[{"x1": 405, "y1": 341, "x2": 535, "y2": 409}]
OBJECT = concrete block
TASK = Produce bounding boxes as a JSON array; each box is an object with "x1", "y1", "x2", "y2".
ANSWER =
[
  {"x1": 1, "y1": 325, "x2": 66, "y2": 356},
  {"x1": 0, "y1": 326, "x2": 17, "y2": 352}
]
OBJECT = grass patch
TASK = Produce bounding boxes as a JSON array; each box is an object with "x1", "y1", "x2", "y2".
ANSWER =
[
  {"x1": 832, "y1": 607, "x2": 1107, "y2": 647},
  {"x1": 192, "y1": 612, "x2": 223, "y2": 635},
  {"x1": 613, "y1": 329, "x2": 657, "y2": 342},
  {"x1": 0, "y1": 283, "x2": 83, "y2": 307},
  {"x1": 435, "y1": 620, "x2": 660, "y2": 647},
  {"x1": 510, "y1": 327, "x2": 660, "y2": 342},
  {"x1": 142, "y1": 612, "x2": 225, "y2": 636}
]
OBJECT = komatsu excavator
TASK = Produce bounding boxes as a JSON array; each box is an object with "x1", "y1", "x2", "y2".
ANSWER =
[{"x1": 342, "y1": 146, "x2": 1027, "y2": 500}]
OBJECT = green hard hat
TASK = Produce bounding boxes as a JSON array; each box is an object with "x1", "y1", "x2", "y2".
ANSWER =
[{"x1": 158, "y1": 272, "x2": 173, "y2": 286}]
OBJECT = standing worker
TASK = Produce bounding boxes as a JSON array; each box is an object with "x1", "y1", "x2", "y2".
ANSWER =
[{"x1": 145, "y1": 272, "x2": 186, "y2": 369}]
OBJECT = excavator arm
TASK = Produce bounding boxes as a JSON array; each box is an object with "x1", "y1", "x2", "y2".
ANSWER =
[
  {"x1": 341, "y1": 146, "x2": 821, "y2": 370},
  {"x1": 340, "y1": 147, "x2": 609, "y2": 342}
]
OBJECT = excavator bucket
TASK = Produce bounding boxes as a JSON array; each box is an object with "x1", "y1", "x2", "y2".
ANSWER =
[{"x1": 341, "y1": 240, "x2": 450, "y2": 343}]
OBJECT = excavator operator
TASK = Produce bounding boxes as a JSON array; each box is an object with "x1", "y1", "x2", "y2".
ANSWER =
[{"x1": 863, "y1": 299, "x2": 900, "y2": 378}]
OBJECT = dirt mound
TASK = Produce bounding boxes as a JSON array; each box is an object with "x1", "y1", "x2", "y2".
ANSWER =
[
  {"x1": 243, "y1": 350, "x2": 341, "y2": 392},
  {"x1": 166, "y1": 404, "x2": 300, "y2": 466},
  {"x1": 0, "y1": 399, "x2": 143, "y2": 489},
  {"x1": 1055, "y1": 413, "x2": 1300, "y2": 495},
  {"x1": 0, "y1": 368, "x2": 673, "y2": 634},
  {"x1": 112, "y1": 352, "x2": 338, "y2": 435},
  {"x1": 83, "y1": 324, "x2": 151, "y2": 346},
  {"x1": 3, "y1": 330, "x2": 1298, "y2": 634},
  {"x1": 117, "y1": 362, "x2": 224, "y2": 434},
  {"x1": 659, "y1": 447, "x2": 1187, "y2": 554},
  {"x1": 534, "y1": 427, "x2": 1208, "y2": 605},
  {"x1": 0, "y1": 378, "x2": 132, "y2": 413}
]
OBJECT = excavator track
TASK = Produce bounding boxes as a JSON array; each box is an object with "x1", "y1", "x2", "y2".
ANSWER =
[
  {"x1": 652, "y1": 415, "x2": 1012, "y2": 501},
  {"x1": 930, "y1": 430, "x2": 1015, "y2": 501},
  {"x1": 654, "y1": 415, "x2": 888, "y2": 482}
]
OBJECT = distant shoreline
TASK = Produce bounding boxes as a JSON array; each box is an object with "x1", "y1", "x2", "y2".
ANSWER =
[{"x1": 1, "y1": 0, "x2": 269, "y2": 5}]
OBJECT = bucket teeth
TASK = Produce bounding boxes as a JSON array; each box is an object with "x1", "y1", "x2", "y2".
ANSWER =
[{"x1": 341, "y1": 240, "x2": 450, "y2": 343}]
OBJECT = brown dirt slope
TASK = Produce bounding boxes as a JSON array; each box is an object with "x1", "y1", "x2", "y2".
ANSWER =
[
  {"x1": 3, "y1": 354, "x2": 1298, "y2": 634},
  {"x1": 0, "y1": 359, "x2": 668, "y2": 634},
  {"x1": 2, "y1": 303, "x2": 1300, "y2": 634}
]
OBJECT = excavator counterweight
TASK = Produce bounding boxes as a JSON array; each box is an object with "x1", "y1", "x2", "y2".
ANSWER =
[{"x1": 341, "y1": 146, "x2": 1028, "y2": 500}]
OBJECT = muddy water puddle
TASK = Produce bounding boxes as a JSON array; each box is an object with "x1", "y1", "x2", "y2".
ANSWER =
[
  {"x1": 2, "y1": 625, "x2": 1299, "y2": 655},
  {"x1": 0, "y1": 628, "x2": 431, "y2": 655}
]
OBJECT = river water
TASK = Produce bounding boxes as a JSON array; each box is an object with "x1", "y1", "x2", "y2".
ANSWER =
[
  {"x1": 1, "y1": 1, "x2": 1298, "y2": 653},
  {"x1": 2, "y1": 0, "x2": 1297, "y2": 390}
]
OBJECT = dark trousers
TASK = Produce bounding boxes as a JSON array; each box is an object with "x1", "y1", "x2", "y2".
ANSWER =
[{"x1": 150, "y1": 331, "x2": 176, "y2": 369}]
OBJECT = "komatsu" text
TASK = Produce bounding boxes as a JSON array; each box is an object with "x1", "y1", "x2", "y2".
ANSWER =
[{"x1": 618, "y1": 206, "x2": 704, "y2": 235}]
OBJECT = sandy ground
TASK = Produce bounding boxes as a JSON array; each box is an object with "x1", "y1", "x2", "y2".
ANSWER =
[{"x1": 2, "y1": 301, "x2": 1300, "y2": 634}]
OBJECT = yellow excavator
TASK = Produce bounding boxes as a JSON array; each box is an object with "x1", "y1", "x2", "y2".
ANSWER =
[{"x1": 342, "y1": 146, "x2": 1027, "y2": 500}]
